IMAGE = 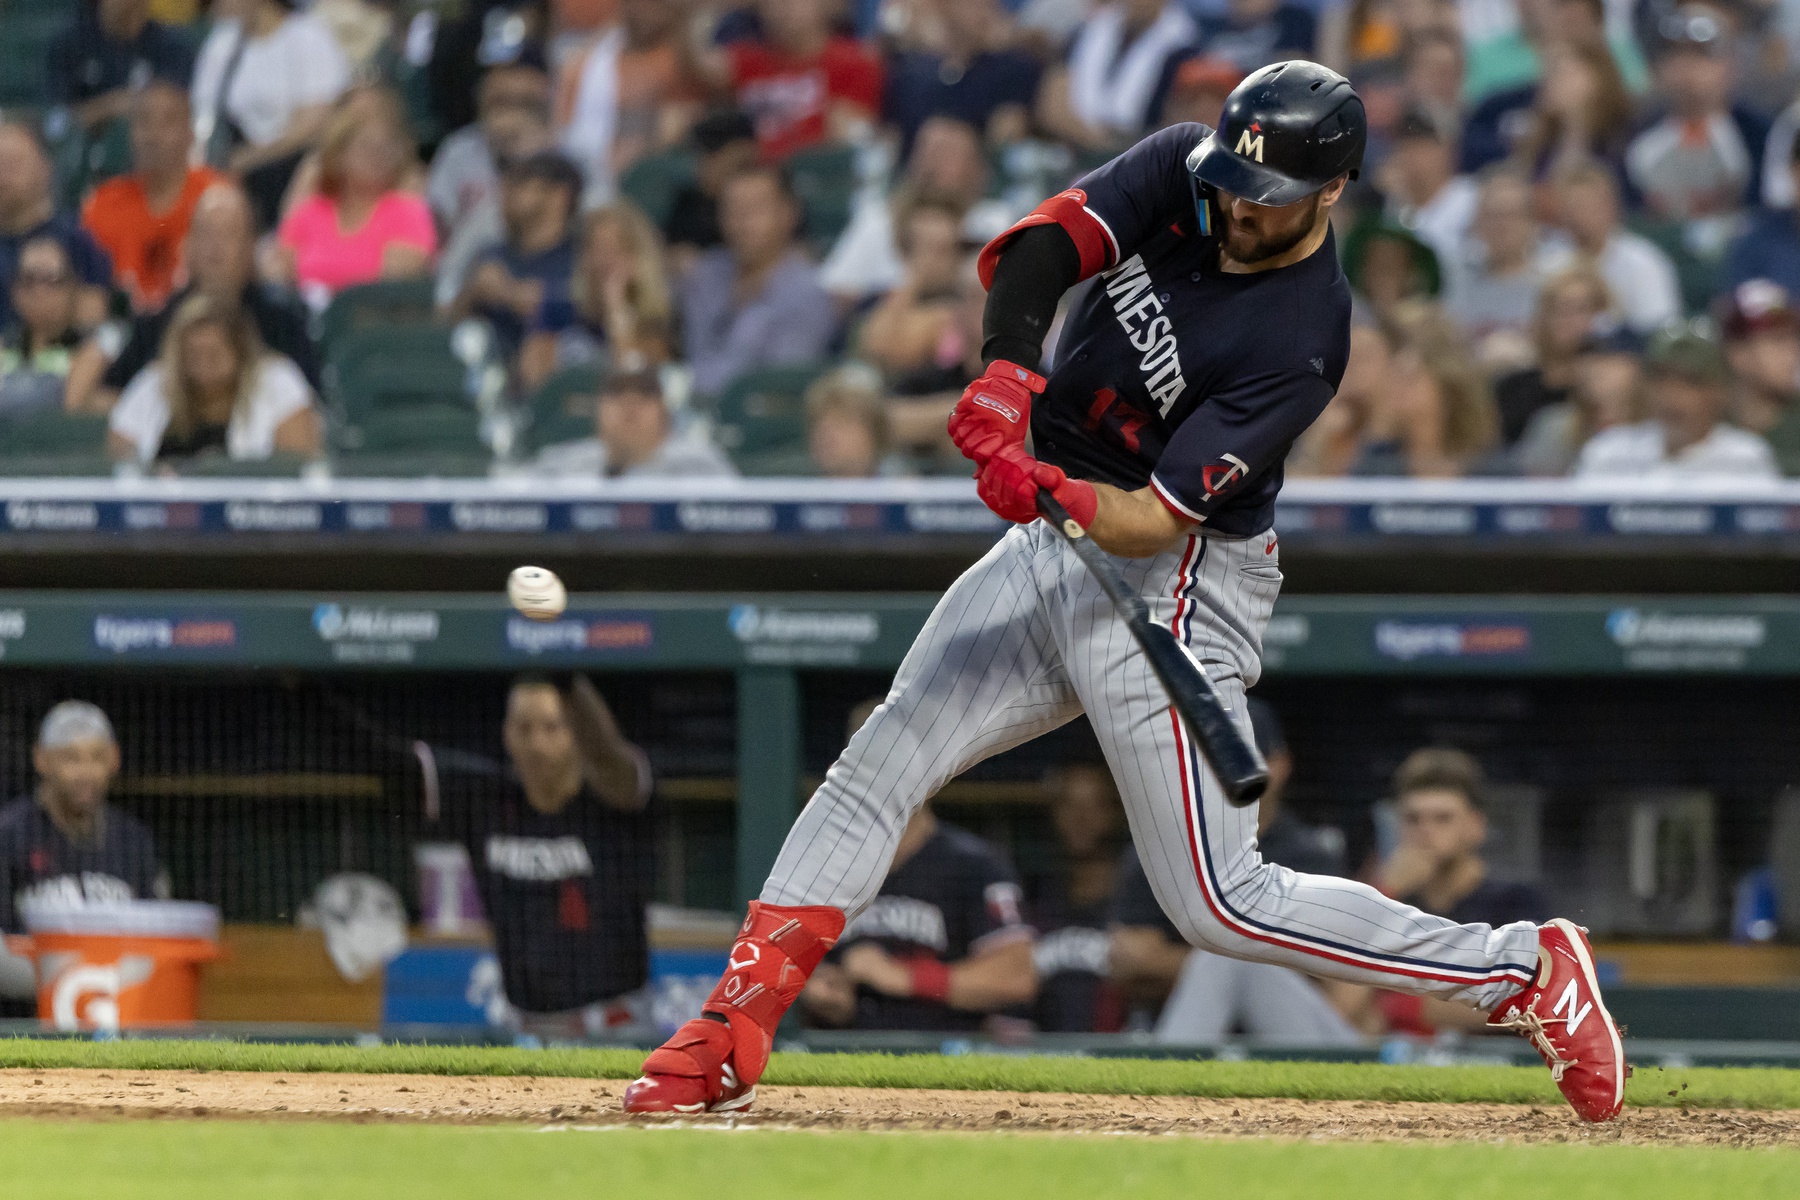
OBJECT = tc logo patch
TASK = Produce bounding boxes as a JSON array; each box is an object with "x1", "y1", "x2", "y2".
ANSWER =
[{"x1": 1201, "y1": 453, "x2": 1250, "y2": 496}]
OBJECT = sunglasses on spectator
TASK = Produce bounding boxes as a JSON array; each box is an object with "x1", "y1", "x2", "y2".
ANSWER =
[{"x1": 14, "y1": 271, "x2": 71, "y2": 289}]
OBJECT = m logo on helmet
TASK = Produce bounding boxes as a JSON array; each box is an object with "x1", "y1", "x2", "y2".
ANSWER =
[{"x1": 1235, "y1": 128, "x2": 1265, "y2": 163}]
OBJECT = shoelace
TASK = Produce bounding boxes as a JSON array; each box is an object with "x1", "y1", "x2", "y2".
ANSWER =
[{"x1": 1493, "y1": 998, "x2": 1577, "y2": 1082}]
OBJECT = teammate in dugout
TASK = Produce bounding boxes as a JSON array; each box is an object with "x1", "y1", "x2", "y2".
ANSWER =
[{"x1": 625, "y1": 62, "x2": 1627, "y2": 1123}]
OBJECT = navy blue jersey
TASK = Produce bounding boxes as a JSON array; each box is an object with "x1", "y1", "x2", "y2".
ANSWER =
[
  {"x1": 433, "y1": 769, "x2": 653, "y2": 1015},
  {"x1": 993, "y1": 123, "x2": 1352, "y2": 539},
  {"x1": 0, "y1": 798, "x2": 164, "y2": 933},
  {"x1": 831, "y1": 824, "x2": 1031, "y2": 1032}
]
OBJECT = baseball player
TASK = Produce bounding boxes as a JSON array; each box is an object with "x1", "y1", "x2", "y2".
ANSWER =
[{"x1": 626, "y1": 62, "x2": 1625, "y2": 1123}]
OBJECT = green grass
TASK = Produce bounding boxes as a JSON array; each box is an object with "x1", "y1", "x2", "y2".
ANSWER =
[
  {"x1": 0, "y1": 1038, "x2": 1797, "y2": 1110},
  {"x1": 0, "y1": 1120, "x2": 1793, "y2": 1200}
]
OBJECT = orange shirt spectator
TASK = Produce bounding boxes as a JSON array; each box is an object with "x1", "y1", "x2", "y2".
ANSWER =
[
  {"x1": 81, "y1": 82, "x2": 221, "y2": 313},
  {"x1": 556, "y1": 0, "x2": 700, "y2": 191}
]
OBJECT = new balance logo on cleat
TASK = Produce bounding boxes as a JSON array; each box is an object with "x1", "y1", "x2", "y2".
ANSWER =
[{"x1": 1488, "y1": 919, "x2": 1626, "y2": 1123}]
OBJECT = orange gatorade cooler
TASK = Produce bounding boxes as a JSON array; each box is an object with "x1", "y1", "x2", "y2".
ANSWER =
[{"x1": 19, "y1": 902, "x2": 221, "y2": 1031}]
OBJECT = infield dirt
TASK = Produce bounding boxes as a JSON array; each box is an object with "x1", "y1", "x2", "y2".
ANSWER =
[{"x1": 0, "y1": 1069, "x2": 1795, "y2": 1147}]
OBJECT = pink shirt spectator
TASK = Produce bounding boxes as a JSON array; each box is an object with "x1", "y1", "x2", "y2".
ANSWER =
[{"x1": 277, "y1": 193, "x2": 437, "y2": 298}]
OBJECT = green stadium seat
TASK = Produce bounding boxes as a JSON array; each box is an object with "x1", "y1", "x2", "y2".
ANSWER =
[
  {"x1": 0, "y1": 409, "x2": 110, "y2": 455},
  {"x1": 619, "y1": 149, "x2": 696, "y2": 228},
  {"x1": 324, "y1": 325, "x2": 469, "y2": 425},
  {"x1": 317, "y1": 279, "x2": 440, "y2": 355},
  {"x1": 734, "y1": 445, "x2": 816, "y2": 477},
  {"x1": 344, "y1": 403, "x2": 489, "y2": 456},
  {"x1": 711, "y1": 362, "x2": 828, "y2": 461},
  {"x1": 0, "y1": 12, "x2": 68, "y2": 108},
  {"x1": 523, "y1": 362, "x2": 604, "y2": 452},
  {"x1": 787, "y1": 143, "x2": 859, "y2": 246},
  {"x1": 331, "y1": 451, "x2": 493, "y2": 478},
  {"x1": 0, "y1": 453, "x2": 114, "y2": 477}
]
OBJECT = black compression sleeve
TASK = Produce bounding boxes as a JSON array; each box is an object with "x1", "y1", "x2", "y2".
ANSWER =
[{"x1": 981, "y1": 224, "x2": 1081, "y2": 373}]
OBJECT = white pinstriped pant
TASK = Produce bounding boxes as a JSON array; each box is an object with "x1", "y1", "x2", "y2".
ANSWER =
[{"x1": 763, "y1": 521, "x2": 1540, "y2": 1009}]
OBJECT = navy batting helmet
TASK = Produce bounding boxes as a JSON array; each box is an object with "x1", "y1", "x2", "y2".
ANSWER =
[{"x1": 1186, "y1": 60, "x2": 1365, "y2": 207}]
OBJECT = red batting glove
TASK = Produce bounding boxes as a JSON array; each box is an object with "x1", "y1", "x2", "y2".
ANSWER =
[
  {"x1": 948, "y1": 359, "x2": 1045, "y2": 466},
  {"x1": 975, "y1": 448, "x2": 1099, "y2": 528}
]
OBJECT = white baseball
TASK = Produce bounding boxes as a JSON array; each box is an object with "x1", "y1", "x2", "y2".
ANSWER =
[{"x1": 507, "y1": 566, "x2": 567, "y2": 621}]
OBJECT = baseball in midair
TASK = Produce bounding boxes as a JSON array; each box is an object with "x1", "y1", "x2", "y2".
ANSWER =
[{"x1": 507, "y1": 566, "x2": 567, "y2": 621}]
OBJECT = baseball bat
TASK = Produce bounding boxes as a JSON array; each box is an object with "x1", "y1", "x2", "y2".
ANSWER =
[{"x1": 1036, "y1": 491, "x2": 1268, "y2": 807}]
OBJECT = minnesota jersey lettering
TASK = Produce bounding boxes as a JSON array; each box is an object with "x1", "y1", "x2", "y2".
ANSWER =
[{"x1": 1103, "y1": 256, "x2": 1187, "y2": 414}]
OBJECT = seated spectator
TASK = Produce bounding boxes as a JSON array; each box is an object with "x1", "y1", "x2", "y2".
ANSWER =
[
  {"x1": 448, "y1": 151, "x2": 582, "y2": 363},
  {"x1": 0, "y1": 124, "x2": 114, "y2": 333},
  {"x1": 519, "y1": 202, "x2": 673, "y2": 391},
  {"x1": 800, "y1": 801, "x2": 1036, "y2": 1032},
  {"x1": 1158, "y1": 55, "x2": 1244, "y2": 129},
  {"x1": 1039, "y1": 0, "x2": 1198, "y2": 152},
  {"x1": 557, "y1": 0, "x2": 699, "y2": 201},
  {"x1": 1109, "y1": 699, "x2": 1363, "y2": 1045},
  {"x1": 0, "y1": 702, "x2": 165, "y2": 935},
  {"x1": 1352, "y1": 299, "x2": 1497, "y2": 477},
  {"x1": 1507, "y1": 40, "x2": 1633, "y2": 180},
  {"x1": 1491, "y1": 266, "x2": 1612, "y2": 446},
  {"x1": 71, "y1": 184, "x2": 316, "y2": 416},
  {"x1": 1624, "y1": 6, "x2": 1767, "y2": 226},
  {"x1": 421, "y1": 674, "x2": 654, "y2": 1038},
  {"x1": 1370, "y1": 748, "x2": 1550, "y2": 1037},
  {"x1": 191, "y1": 0, "x2": 353, "y2": 230},
  {"x1": 821, "y1": 115, "x2": 1018, "y2": 308},
  {"x1": 107, "y1": 294, "x2": 322, "y2": 468},
  {"x1": 1376, "y1": 108, "x2": 1476, "y2": 274},
  {"x1": 531, "y1": 366, "x2": 736, "y2": 479},
  {"x1": 1513, "y1": 319, "x2": 1645, "y2": 477},
  {"x1": 662, "y1": 109, "x2": 760, "y2": 268},
  {"x1": 0, "y1": 239, "x2": 87, "y2": 419},
  {"x1": 1541, "y1": 161, "x2": 1681, "y2": 337},
  {"x1": 695, "y1": 0, "x2": 884, "y2": 161},
  {"x1": 883, "y1": 259, "x2": 990, "y2": 469},
  {"x1": 1726, "y1": 127, "x2": 1800, "y2": 298},
  {"x1": 856, "y1": 198, "x2": 967, "y2": 377},
  {"x1": 82, "y1": 83, "x2": 225, "y2": 315},
  {"x1": 276, "y1": 86, "x2": 430, "y2": 221},
  {"x1": 429, "y1": 45, "x2": 553, "y2": 237},
  {"x1": 1340, "y1": 214, "x2": 1442, "y2": 322},
  {"x1": 48, "y1": 0, "x2": 195, "y2": 135},
  {"x1": 1398, "y1": 28, "x2": 1465, "y2": 149},
  {"x1": 1575, "y1": 325, "x2": 1779, "y2": 480},
  {"x1": 1443, "y1": 166, "x2": 1545, "y2": 361},
  {"x1": 680, "y1": 166, "x2": 836, "y2": 399},
  {"x1": 273, "y1": 99, "x2": 436, "y2": 307},
  {"x1": 1194, "y1": 0, "x2": 1317, "y2": 74},
  {"x1": 884, "y1": 0, "x2": 1040, "y2": 153},
  {"x1": 1717, "y1": 280, "x2": 1800, "y2": 471},
  {"x1": 1461, "y1": 0, "x2": 1647, "y2": 109},
  {"x1": 805, "y1": 365, "x2": 895, "y2": 478},
  {"x1": 1028, "y1": 761, "x2": 1129, "y2": 1033}
]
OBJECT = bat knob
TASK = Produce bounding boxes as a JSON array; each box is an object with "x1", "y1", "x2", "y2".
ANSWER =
[{"x1": 1224, "y1": 771, "x2": 1268, "y2": 808}]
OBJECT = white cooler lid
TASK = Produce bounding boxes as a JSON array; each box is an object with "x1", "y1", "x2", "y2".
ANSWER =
[{"x1": 20, "y1": 899, "x2": 220, "y2": 940}]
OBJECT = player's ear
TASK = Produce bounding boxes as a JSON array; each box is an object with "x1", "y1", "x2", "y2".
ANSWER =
[{"x1": 1319, "y1": 175, "x2": 1349, "y2": 208}]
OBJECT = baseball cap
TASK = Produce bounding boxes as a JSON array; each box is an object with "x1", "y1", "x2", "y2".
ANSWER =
[
  {"x1": 38, "y1": 700, "x2": 115, "y2": 749},
  {"x1": 1577, "y1": 314, "x2": 1645, "y2": 356},
  {"x1": 501, "y1": 150, "x2": 584, "y2": 194},
  {"x1": 1394, "y1": 106, "x2": 1447, "y2": 143},
  {"x1": 1646, "y1": 324, "x2": 1731, "y2": 384},
  {"x1": 600, "y1": 366, "x2": 665, "y2": 401},
  {"x1": 1657, "y1": 4, "x2": 1730, "y2": 54},
  {"x1": 692, "y1": 108, "x2": 757, "y2": 155},
  {"x1": 1715, "y1": 278, "x2": 1800, "y2": 341}
]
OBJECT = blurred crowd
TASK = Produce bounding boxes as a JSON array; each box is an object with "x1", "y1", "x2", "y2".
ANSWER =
[{"x1": 5, "y1": 0, "x2": 1800, "y2": 479}]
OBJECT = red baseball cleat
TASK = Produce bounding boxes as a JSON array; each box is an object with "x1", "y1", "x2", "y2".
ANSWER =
[
  {"x1": 623, "y1": 901, "x2": 844, "y2": 1116},
  {"x1": 1487, "y1": 918, "x2": 1627, "y2": 1123}
]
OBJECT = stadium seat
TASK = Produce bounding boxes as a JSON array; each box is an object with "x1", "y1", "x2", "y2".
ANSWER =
[
  {"x1": 787, "y1": 143, "x2": 859, "y2": 246},
  {"x1": 324, "y1": 325, "x2": 470, "y2": 427},
  {"x1": 344, "y1": 402, "x2": 489, "y2": 456},
  {"x1": 177, "y1": 453, "x2": 312, "y2": 479},
  {"x1": 331, "y1": 450, "x2": 493, "y2": 478},
  {"x1": 618, "y1": 148, "x2": 697, "y2": 228},
  {"x1": 0, "y1": 453, "x2": 114, "y2": 477},
  {"x1": 523, "y1": 362, "x2": 604, "y2": 452},
  {"x1": 317, "y1": 279, "x2": 440, "y2": 355},
  {"x1": 711, "y1": 362, "x2": 828, "y2": 462},
  {"x1": 0, "y1": 12, "x2": 65, "y2": 108},
  {"x1": 0, "y1": 409, "x2": 110, "y2": 455}
]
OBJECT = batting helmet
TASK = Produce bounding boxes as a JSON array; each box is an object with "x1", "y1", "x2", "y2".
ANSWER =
[{"x1": 1186, "y1": 60, "x2": 1366, "y2": 207}]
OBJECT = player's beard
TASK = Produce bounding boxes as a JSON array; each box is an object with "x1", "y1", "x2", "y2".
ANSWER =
[{"x1": 1220, "y1": 193, "x2": 1326, "y2": 266}]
